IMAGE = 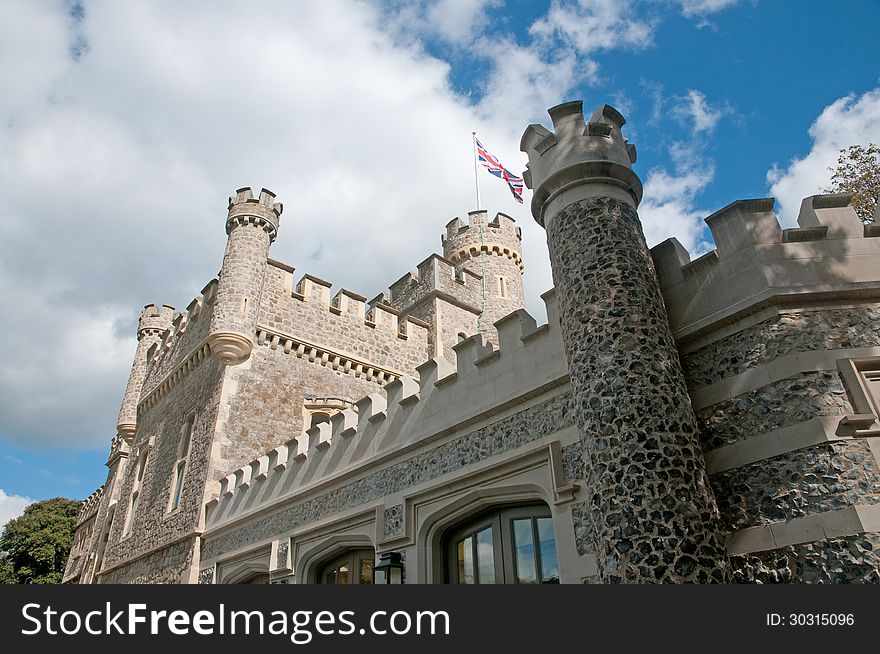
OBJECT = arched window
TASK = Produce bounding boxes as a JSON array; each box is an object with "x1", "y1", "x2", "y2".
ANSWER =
[
  {"x1": 316, "y1": 548, "x2": 375, "y2": 584},
  {"x1": 457, "y1": 333, "x2": 467, "y2": 343},
  {"x1": 443, "y1": 504, "x2": 559, "y2": 584}
]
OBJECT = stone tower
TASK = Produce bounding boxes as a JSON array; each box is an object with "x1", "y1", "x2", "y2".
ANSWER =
[
  {"x1": 116, "y1": 304, "x2": 175, "y2": 439},
  {"x1": 442, "y1": 209, "x2": 525, "y2": 343},
  {"x1": 521, "y1": 101, "x2": 731, "y2": 582},
  {"x1": 208, "y1": 188, "x2": 282, "y2": 365}
]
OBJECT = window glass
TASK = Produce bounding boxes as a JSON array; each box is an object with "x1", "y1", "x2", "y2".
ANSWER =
[
  {"x1": 537, "y1": 517, "x2": 560, "y2": 584},
  {"x1": 446, "y1": 504, "x2": 558, "y2": 584},
  {"x1": 172, "y1": 461, "x2": 186, "y2": 509},
  {"x1": 359, "y1": 558, "x2": 373, "y2": 584},
  {"x1": 476, "y1": 527, "x2": 495, "y2": 584},
  {"x1": 317, "y1": 548, "x2": 375, "y2": 584},
  {"x1": 513, "y1": 518, "x2": 537, "y2": 584},
  {"x1": 457, "y1": 536, "x2": 474, "y2": 585}
]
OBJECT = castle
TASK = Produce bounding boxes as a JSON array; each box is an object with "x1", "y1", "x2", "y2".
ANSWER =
[{"x1": 64, "y1": 101, "x2": 880, "y2": 584}]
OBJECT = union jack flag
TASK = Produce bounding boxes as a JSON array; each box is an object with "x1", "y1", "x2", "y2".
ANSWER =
[{"x1": 475, "y1": 137, "x2": 524, "y2": 204}]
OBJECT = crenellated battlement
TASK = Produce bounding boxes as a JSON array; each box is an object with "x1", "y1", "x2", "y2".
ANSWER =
[
  {"x1": 651, "y1": 193, "x2": 880, "y2": 342},
  {"x1": 442, "y1": 210, "x2": 524, "y2": 272},
  {"x1": 137, "y1": 304, "x2": 175, "y2": 340},
  {"x1": 140, "y1": 281, "x2": 220, "y2": 399},
  {"x1": 387, "y1": 253, "x2": 483, "y2": 313},
  {"x1": 205, "y1": 288, "x2": 568, "y2": 528},
  {"x1": 263, "y1": 260, "x2": 432, "y2": 342},
  {"x1": 74, "y1": 485, "x2": 105, "y2": 527},
  {"x1": 226, "y1": 187, "x2": 283, "y2": 243},
  {"x1": 520, "y1": 101, "x2": 640, "y2": 225}
]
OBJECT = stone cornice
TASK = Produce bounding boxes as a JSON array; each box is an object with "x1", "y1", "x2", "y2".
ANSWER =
[
  {"x1": 255, "y1": 325, "x2": 402, "y2": 386},
  {"x1": 139, "y1": 339, "x2": 212, "y2": 411}
]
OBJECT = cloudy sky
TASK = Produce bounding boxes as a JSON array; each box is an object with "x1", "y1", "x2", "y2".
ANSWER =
[{"x1": 1, "y1": 0, "x2": 878, "y2": 523}]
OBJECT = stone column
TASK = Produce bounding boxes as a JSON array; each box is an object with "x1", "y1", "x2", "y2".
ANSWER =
[
  {"x1": 116, "y1": 304, "x2": 174, "y2": 440},
  {"x1": 521, "y1": 101, "x2": 730, "y2": 582},
  {"x1": 208, "y1": 187, "x2": 282, "y2": 365}
]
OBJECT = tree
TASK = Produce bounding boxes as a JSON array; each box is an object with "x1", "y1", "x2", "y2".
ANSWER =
[
  {"x1": 0, "y1": 497, "x2": 81, "y2": 584},
  {"x1": 824, "y1": 143, "x2": 880, "y2": 223}
]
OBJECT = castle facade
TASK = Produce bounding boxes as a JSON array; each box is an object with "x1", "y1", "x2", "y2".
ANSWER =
[{"x1": 64, "y1": 102, "x2": 880, "y2": 584}]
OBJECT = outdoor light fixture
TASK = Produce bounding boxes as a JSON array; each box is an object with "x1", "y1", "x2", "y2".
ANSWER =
[{"x1": 373, "y1": 551, "x2": 404, "y2": 584}]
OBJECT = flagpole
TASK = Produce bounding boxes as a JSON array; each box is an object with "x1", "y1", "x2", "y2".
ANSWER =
[{"x1": 472, "y1": 131, "x2": 481, "y2": 211}]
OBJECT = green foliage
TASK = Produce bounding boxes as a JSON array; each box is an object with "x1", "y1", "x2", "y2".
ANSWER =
[
  {"x1": 0, "y1": 497, "x2": 81, "y2": 584},
  {"x1": 824, "y1": 143, "x2": 880, "y2": 223}
]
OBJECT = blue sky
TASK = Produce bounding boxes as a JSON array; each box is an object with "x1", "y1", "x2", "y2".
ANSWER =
[{"x1": 1, "y1": 0, "x2": 878, "y2": 525}]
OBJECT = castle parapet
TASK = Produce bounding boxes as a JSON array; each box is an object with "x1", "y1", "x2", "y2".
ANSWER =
[
  {"x1": 442, "y1": 210, "x2": 524, "y2": 272},
  {"x1": 204, "y1": 289, "x2": 568, "y2": 530},
  {"x1": 651, "y1": 194, "x2": 880, "y2": 343},
  {"x1": 387, "y1": 253, "x2": 483, "y2": 314}
]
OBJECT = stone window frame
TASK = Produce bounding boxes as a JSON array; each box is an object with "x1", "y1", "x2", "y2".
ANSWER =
[
  {"x1": 838, "y1": 356, "x2": 880, "y2": 436},
  {"x1": 122, "y1": 439, "x2": 153, "y2": 538},
  {"x1": 496, "y1": 275, "x2": 508, "y2": 298},
  {"x1": 167, "y1": 410, "x2": 197, "y2": 514}
]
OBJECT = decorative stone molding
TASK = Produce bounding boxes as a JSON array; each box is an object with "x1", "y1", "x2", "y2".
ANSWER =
[
  {"x1": 207, "y1": 330, "x2": 254, "y2": 366},
  {"x1": 139, "y1": 341, "x2": 212, "y2": 410},
  {"x1": 256, "y1": 325, "x2": 402, "y2": 386},
  {"x1": 447, "y1": 243, "x2": 524, "y2": 272},
  {"x1": 726, "y1": 504, "x2": 880, "y2": 555}
]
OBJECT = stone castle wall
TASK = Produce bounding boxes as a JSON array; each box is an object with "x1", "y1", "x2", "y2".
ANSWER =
[
  {"x1": 99, "y1": 352, "x2": 224, "y2": 582},
  {"x1": 653, "y1": 192, "x2": 880, "y2": 583},
  {"x1": 212, "y1": 340, "x2": 381, "y2": 479},
  {"x1": 67, "y1": 106, "x2": 880, "y2": 585},
  {"x1": 387, "y1": 254, "x2": 482, "y2": 360},
  {"x1": 261, "y1": 262, "x2": 430, "y2": 376}
]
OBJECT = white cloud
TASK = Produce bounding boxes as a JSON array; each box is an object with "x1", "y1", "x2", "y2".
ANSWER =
[
  {"x1": 427, "y1": 0, "x2": 502, "y2": 46},
  {"x1": 475, "y1": 39, "x2": 581, "y2": 123},
  {"x1": 677, "y1": 0, "x2": 740, "y2": 18},
  {"x1": 672, "y1": 89, "x2": 731, "y2": 134},
  {"x1": 0, "y1": 489, "x2": 34, "y2": 530},
  {"x1": 767, "y1": 88, "x2": 880, "y2": 225},
  {"x1": 530, "y1": 0, "x2": 655, "y2": 54},
  {"x1": 639, "y1": 143, "x2": 715, "y2": 254}
]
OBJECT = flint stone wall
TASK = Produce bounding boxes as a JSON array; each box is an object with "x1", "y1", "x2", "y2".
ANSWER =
[
  {"x1": 711, "y1": 440, "x2": 880, "y2": 532},
  {"x1": 696, "y1": 371, "x2": 851, "y2": 452},
  {"x1": 202, "y1": 390, "x2": 574, "y2": 560},
  {"x1": 542, "y1": 196, "x2": 730, "y2": 583},
  {"x1": 682, "y1": 306, "x2": 880, "y2": 388},
  {"x1": 731, "y1": 533, "x2": 880, "y2": 583}
]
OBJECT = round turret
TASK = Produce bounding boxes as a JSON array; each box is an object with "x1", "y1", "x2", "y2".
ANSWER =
[
  {"x1": 442, "y1": 210, "x2": 525, "y2": 342},
  {"x1": 521, "y1": 101, "x2": 730, "y2": 583},
  {"x1": 208, "y1": 187, "x2": 282, "y2": 365},
  {"x1": 116, "y1": 304, "x2": 174, "y2": 439}
]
